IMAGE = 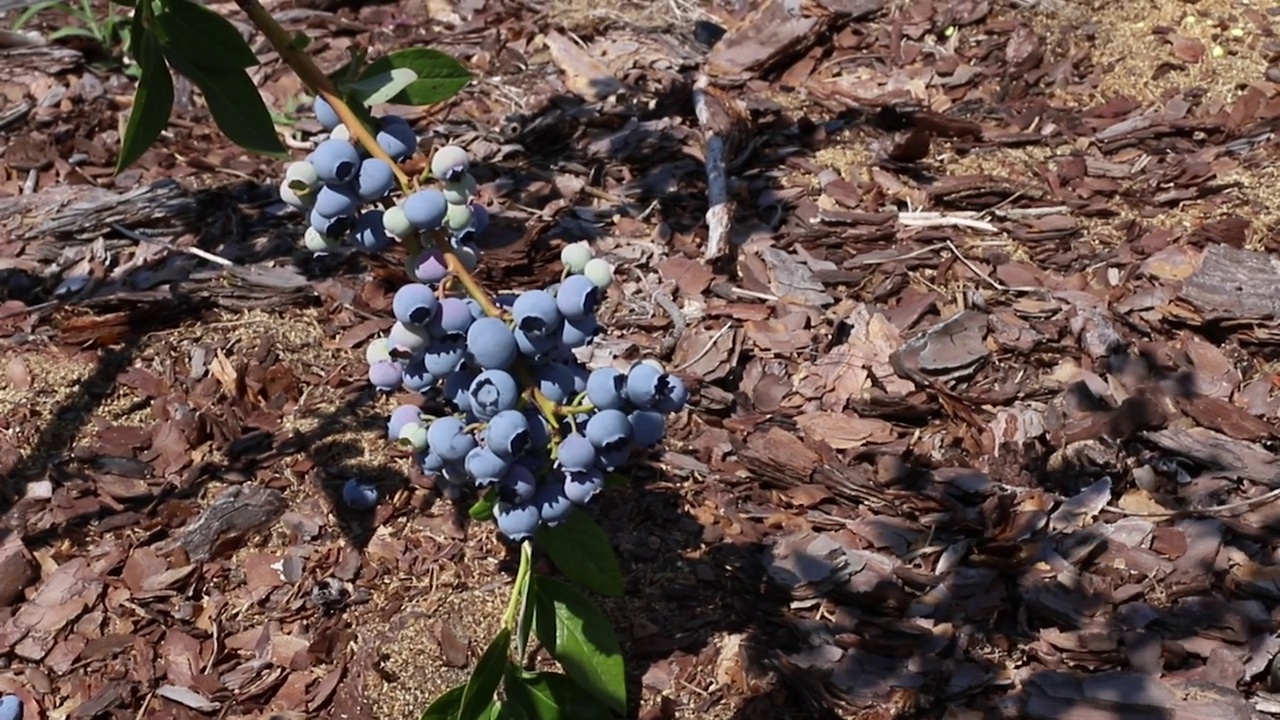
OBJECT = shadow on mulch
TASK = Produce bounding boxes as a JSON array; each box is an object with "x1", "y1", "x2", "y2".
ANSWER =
[{"x1": 576, "y1": 349, "x2": 1280, "y2": 719}]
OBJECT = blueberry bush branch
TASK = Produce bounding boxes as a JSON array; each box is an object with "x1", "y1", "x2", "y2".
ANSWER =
[{"x1": 115, "y1": 2, "x2": 691, "y2": 717}]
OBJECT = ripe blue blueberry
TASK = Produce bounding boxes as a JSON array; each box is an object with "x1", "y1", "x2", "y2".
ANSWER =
[
  {"x1": 556, "y1": 274, "x2": 599, "y2": 319},
  {"x1": 465, "y1": 446, "x2": 510, "y2": 484},
  {"x1": 376, "y1": 116, "x2": 418, "y2": 161},
  {"x1": 556, "y1": 432, "x2": 596, "y2": 472},
  {"x1": 401, "y1": 355, "x2": 436, "y2": 393},
  {"x1": 393, "y1": 284, "x2": 440, "y2": 327},
  {"x1": 314, "y1": 96, "x2": 341, "y2": 130},
  {"x1": 498, "y1": 463, "x2": 537, "y2": 503},
  {"x1": 309, "y1": 138, "x2": 362, "y2": 184},
  {"x1": 486, "y1": 409, "x2": 530, "y2": 458},
  {"x1": 434, "y1": 297, "x2": 476, "y2": 337},
  {"x1": 404, "y1": 189, "x2": 448, "y2": 230},
  {"x1": 655, "y1": 374, "x2": 689, "y2": 413},
  {"x1": 427, "y1": 416, "x2": 477, "y2": 462},
  {"x1": 533, "y1": 362, "x2": 576, "y2": 404},
  {"x1": 533, "y1": 481, "x2": 574, "y2": 525},
  {"x1": 368, "y1": 360, "x2": 403, "y2": 391},
  {"x1": 356, "y1": 158, "x2": 396, "y2": 201},
  {"x1": 624, "y1": 362, "x2": 668, "y2": 408},
  {"x1": 585, "y1": 408, "x2": 632, "y2": 452},
  {"x1": 586, "y1": 368, "x2": 628, "y2": 410},
  {"x1": 469, "y1": 369, "x2": 519, "y2": 420},
  {"x1": 561, "y1": 314, "x2": 599, "y2": 348},
  {"x1": 352, "y1": 210, "x2": 392, "y2": 252},
  {"x1": 309, "y1": 207, "x2": 353, "y2": 238},
  {"x1": 495, "y1": 501, "x2": 540, "y2": 540},
  {"x1": 342, "y1": 478, "x2": 379, "y2": 510},
  {"x1": 466, "y1": 317, "x2": 518, "y2": 369},
  {"x1": 387, "y1": 404, "x2": 423, "y2": 440},
  {"x1": 420, "y1": 451, "x2": 446, "y2": 474},
  {"x1": 564, "y1": 469, "x2": 604, "y2": 504},
  {"x1": 443, "y1": 370, "x2": 477, "y2": 412},
  {"x1": 313, "y1": 184, "x2": 360, "y2": 219},
  {"x1": 0, "y1": 695, "x2": 23, "y2": 720},
  {"x1": 630, "y1": 409, "x2": 666, "y2": 447},
  {"x1": 423, "y1": 338, "x2": 467, "y2": 377}
]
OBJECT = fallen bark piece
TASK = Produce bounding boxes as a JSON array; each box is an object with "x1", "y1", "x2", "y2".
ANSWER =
[
  {"x1": 155, "y1": 685, "x2": 220, "y2": 713},
  {"x1": 168, "y1": 484, "x2": 287, "y2": 562},
  {"x1": 1143, "y1": 427, "x2": 1280, "y2": 485},
  {"x1": 1020, "y1": 670, "x2": 1261, "y2": 720},
  {"x1": 0, "y1": 531, "x2": 36, "y2": 606},
  {"x1": 0, "y1": 556, "x2": 103, "y2": 661},
  {"x1": 1175, "y1": 244, "x2": 1280, "y2": 338},
  {"x1": 543, "y1": 31, "x2": 622, "y2": 102}
]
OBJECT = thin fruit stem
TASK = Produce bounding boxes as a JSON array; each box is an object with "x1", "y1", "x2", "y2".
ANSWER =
[
  {"x1": 230, "y1": 0, "x2": 410, "y2": 191},
  {"x1": 234, "y1": 0, "x2": 509, "y2": 326},
  {"x1": 502, "y1": 540, "x2": 534, "y2": 632},
  {"x1": 426, "y1": 230, "x2": 500, "y2": 317}
]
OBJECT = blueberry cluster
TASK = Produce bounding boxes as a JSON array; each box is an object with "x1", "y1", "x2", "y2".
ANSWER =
[
  {"x1": 370, "y1": 238, "x2": 687, "y2": 540},
  {"x1": 278, "y1": 97, "x2": 486, "y2": 256},
  {"x1": 281, "y1": 98, "x2": 688, "y2": 539}
]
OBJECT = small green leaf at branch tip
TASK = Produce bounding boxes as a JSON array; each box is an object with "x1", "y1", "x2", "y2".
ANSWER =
[
  {"x1": 469, "y1": 490, "x2": 496, "y2": 521},
  {"x1": 504, "y1": 668, "x2": 616, "y2": 720},
  {"x1": 116, "y1": 26, "x2": 173, "y2": 174},
  {"x1": 535, "y1": 510, "x2": 624, "y2": 597},
  {"x1": 153, "y1": 0, "x2": 260, "y2": 71},
  {"x1": 358, "y1": 48, "x2": 472, "y2": 106},
  {"x1": 457, "y1": 629, "x2": 511, "y2": 720},
  {"x1": 420, "y1": 684, "x2": 466, "y2": 720},
  {"x1": 532, "y1": 577, "x2": 627, "y2": 714}
]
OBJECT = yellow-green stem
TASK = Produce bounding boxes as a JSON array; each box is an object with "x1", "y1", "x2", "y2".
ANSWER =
[
  {"x1": 502, "y1": 540, "x2": 534, "y2": 631},
  {"x1": 233, "y1": 0, "x2": 410, "y2": 191},
  {"x1": 236, "y1": 2, "x2": 567, "y2": 442}
]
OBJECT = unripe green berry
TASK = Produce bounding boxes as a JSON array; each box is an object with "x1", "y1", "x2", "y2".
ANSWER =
[
  {"x1": 583, "y1": 258, "x2": 614, "y2": 289},
  {"x1": 383, "y1": 206, "x2": 414, "y2": 238},
  {"x1": 397, "y1": 422, "x2": 429, "y2": 451},
  {"x1": 365, "y1": 338, "x2": 392, "y2": 364},
  {"x1": 304, "y1": 226, "x2": 341, "y2": 253},
  {"x1": 431, "y1": 144, "x2": 470, "y2": 180},
  {"x1": 445, "y1": 203, "x2": 473, "y2": 232},
  {"x1": 560, "y1": 242, "x2": 593, "y2": 273},
  {"x1": 442, "y1": 174, "x2": 478, "y2": 204}
]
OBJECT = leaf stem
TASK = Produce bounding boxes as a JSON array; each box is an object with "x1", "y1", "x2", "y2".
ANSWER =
[
  {"x1": 229, "y1": 0, "x2": 409, "y2": 191},
  {"x1": 503, "y1": 540, "x2": 533, "y2": 631}
]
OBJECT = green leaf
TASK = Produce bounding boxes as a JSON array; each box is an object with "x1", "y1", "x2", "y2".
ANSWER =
[
  {"x1": 48, "y1": 26, "x2": 101, "y2": 41},
  {"x1": 348, "y1": 67, "x2": 420, "y2": 107},
  {"x1": 291, "y1": 30, "x2": 310, "y2": 50},
  {"x1": 458, "y1": 629, "x2": 511, "y2": 720},
  {"x1": 469, "y1": 490, "x2": 496, "y2": 521},
  {"x1": 532, "y1": 577, "x2": 626, "y2": 714},
  {"x1": 13, "y1": 1, "x2": 73, "y2": 30},
  {"x1": 116, "y1": 25, "x2": 173, "y2": 173},
  {"x1": 536, "y1": 509, "x2": 624, "y2": 597},
  {"x1": 505, "y1": 668, "x2": 614, "y2": 720},
  {"x1": 163, "y1": 52, "x2": 285, "y2": 157},
  {"x1": 421, "y1": 684, "x2": 466, "y2": 720},
  {"x1": 357, "y1": 48, "x2": 471, "y2": 106},
  {"x1": 153, "y1": 0, "x2": 258, "y2": 71},
  {"x1": 603, "y1": 473, "x2": 627, "y2": 489}
]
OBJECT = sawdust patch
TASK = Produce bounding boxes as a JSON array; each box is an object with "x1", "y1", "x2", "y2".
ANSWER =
[
  {"x1": 550, "y1": 0, "x2": 708, "y2": 32},
  {"x1": 358, "y1": 531, "x2": 513, "y2": 718},
  {"x1": 1031, "y1": 0, "x2": 1268, "y2": 107}
]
